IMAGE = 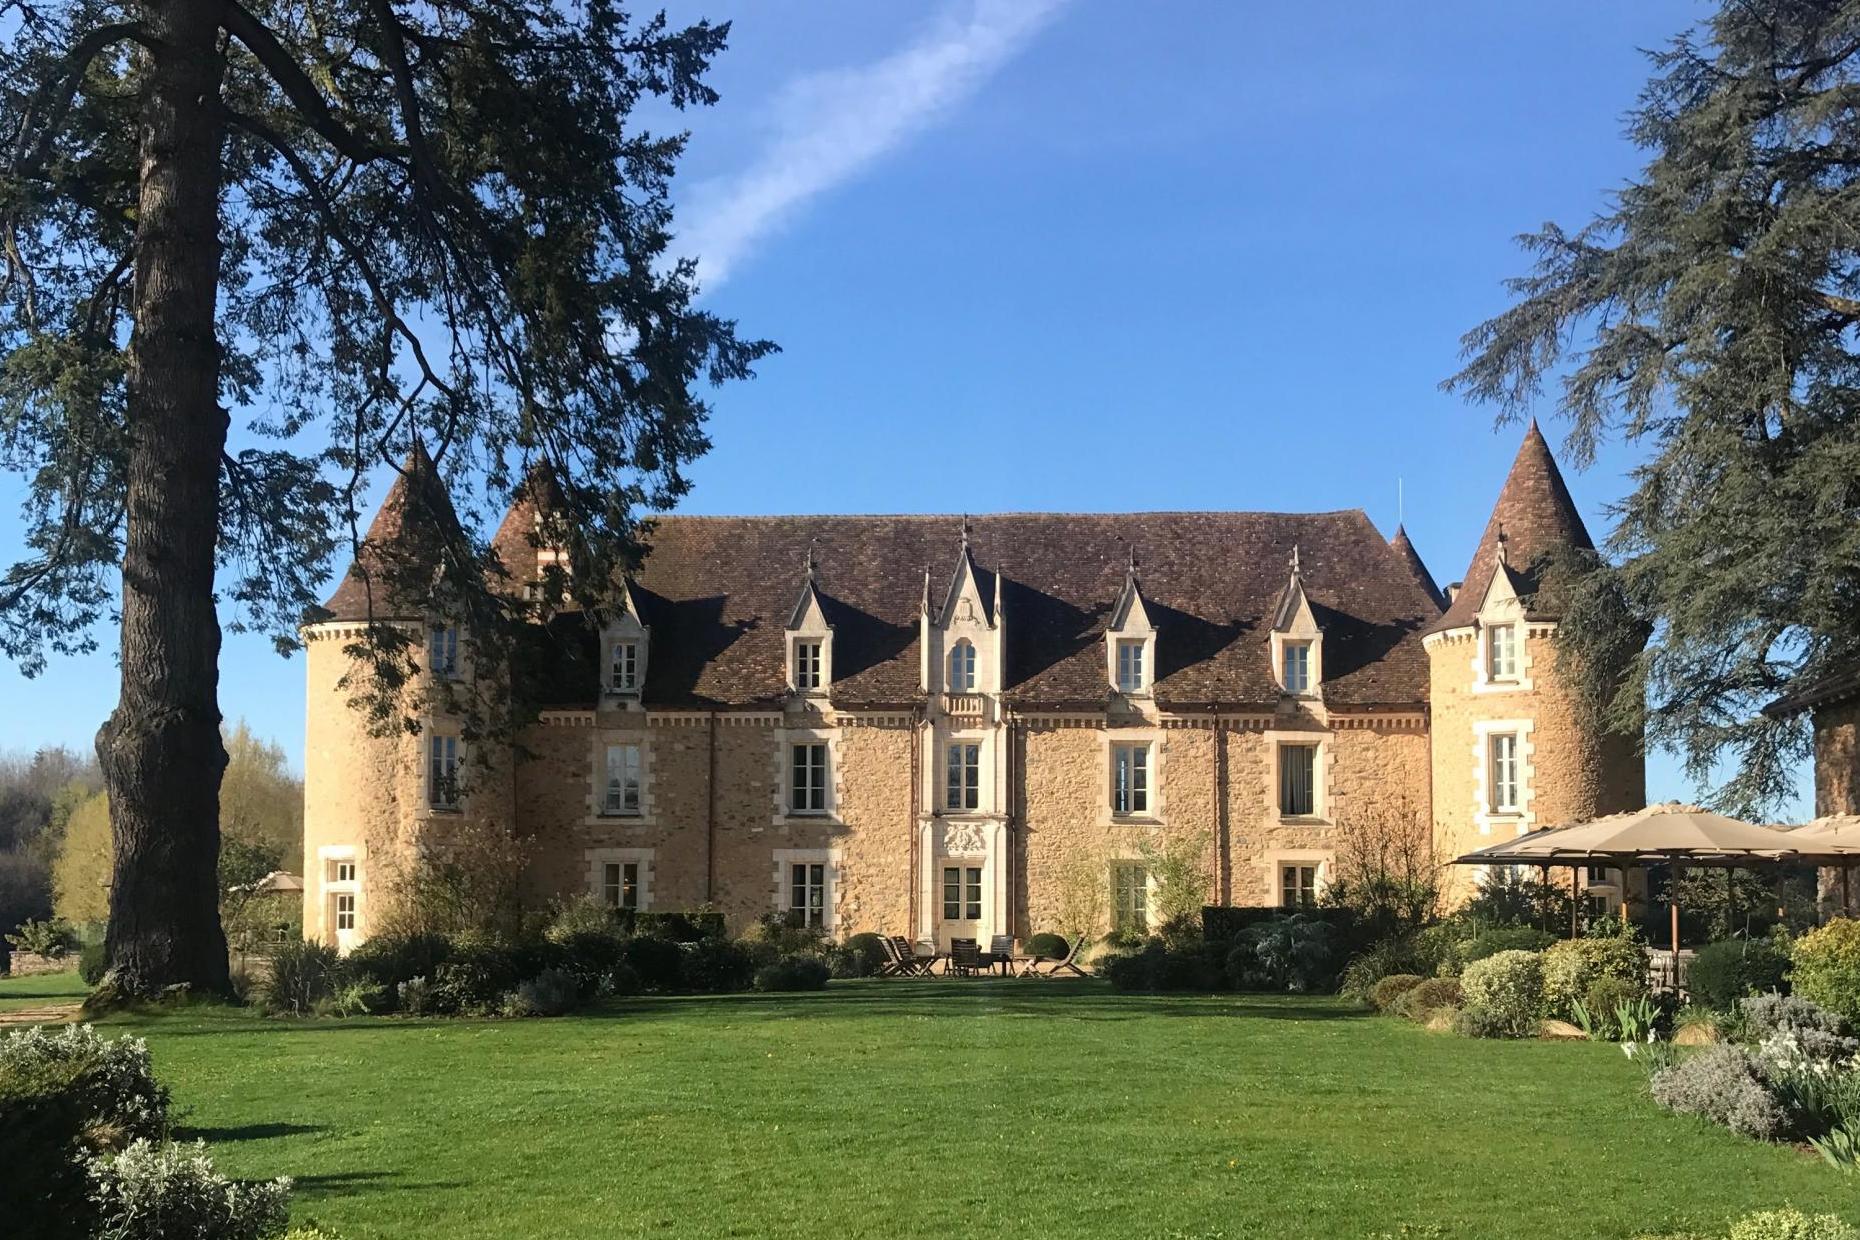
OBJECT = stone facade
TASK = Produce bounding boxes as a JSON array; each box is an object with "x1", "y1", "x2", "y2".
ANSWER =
[
  {"x1": 1814, "y1": 697, "x2": 1860, "y2": 817},
  {"x1": 302, "y1": 427, "x2": 1646, "y2": 949}
]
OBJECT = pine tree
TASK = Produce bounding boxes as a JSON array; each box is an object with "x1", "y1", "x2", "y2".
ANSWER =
[
  {"x1": 0, "y1": 0, "x2": 771, "y2": 997},
  {"x1": 1447, "y1": 0, "x2": 1860, "y2": 815}
]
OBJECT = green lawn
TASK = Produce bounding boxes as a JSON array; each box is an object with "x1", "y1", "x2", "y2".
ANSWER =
[
  {"x1": 1, "y1": 973, "x2": 1849, "y2": 1238},
  {"x1": 0, "y1": 967, "x2": 87, "y2": 1011}
]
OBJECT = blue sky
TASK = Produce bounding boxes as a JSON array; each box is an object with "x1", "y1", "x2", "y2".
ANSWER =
[{"x1": 4, "y1": 2, "x2": 1799, "y2": 812}]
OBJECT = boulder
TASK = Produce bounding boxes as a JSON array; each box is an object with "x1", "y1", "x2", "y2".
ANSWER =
[
  {"x1": 1539, "y1": 1018, "x2": 1588, "y2": 1040},
  {"x1": 1672, "y1": 1021, "x2": 1718, "y2": 1046}
]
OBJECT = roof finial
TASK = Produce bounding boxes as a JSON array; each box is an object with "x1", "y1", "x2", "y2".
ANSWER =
[
  {"x1": 1127, "y1": 542, "x2": 1140, "y2": 578},
  {"x1": 960, "y1": 514, "x2": 972, "y2": 552},
  {"x1": 1289, "y1": 542, "x2": 1302, "y2": 577},
  {"x1": 804, "y1": 539, "x2": 817, "y2": 581},
  {"x1": 1495, "y1": 523, "x2": 1509, "y2": 568}
]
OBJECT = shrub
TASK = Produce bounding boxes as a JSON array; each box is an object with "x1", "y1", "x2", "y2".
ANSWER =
[
  {"x1": 681, "y1": 938, "x2": 757, "y2": 993},
  {"x1": 633, "y1": 910, "x2": 726, "y2": 942},
  {"x1": 1579, "y1": 976, "x2": 1644, "y2": 1039},
  {"x1": 1725, "y1": 1208, "x2": 1859, "y2": 1240},
  {"x1": 1230, "y1": 915, "x2": 1342, "y2": 993},
  {"x1": 1457, "y1": 927, "x2": 1557, "y2": 968},
  {"x1": 1649, "y1": 1044, "x2": 1787, "y2": 1140},
  {"x1": 258, "y1": 939, "x2": 345, "y2": 1017},
  {"x1": 1689, "y1": 940, "x2": 1792, "y2": 1011},
  {"x1": 1105, "y1": 940, "x2": 1226, "y2": 992},
  {"x1": 1792, "y1": 919, "x2": 1860, "y2": 1025},
  {"x1": 0, "y1": 1024, "x2": 170, "y2": 1142},
  {"x1": 79, "y1": 941, "x2": 107, "y2": 985},
  {"x1": 397, "y1": 976, "x2": 436, "y2": 1015},
  {"x1": 830, "y1": 932, "x2": 890, "y2": 979},
  {"x1": 1023, "y1": 933, "x2": 1069, "y2": 960},
  {"x1": 754, "y1": 955, "x2": 831, "y2": 992},
  {"x1": 543, "y1": 894, "x2": 622, "y2": 942},
  {"x1": 1396, "y1": 976, "x2": 1463, "y2": 1020},
  {"x1": 605, "y1": 962, "x2": 642, "y2": 998},
  {"x1": 1740, "y1": 992, "x2": 1847, "y2": 1040},
  {"x1": 343, "y1": 933, "x2": 452, "y2": 1002},
  {"x1": 1541, "y1": 936, "x2": 1647, "y2": 1020},
  {"x1": 620, "y1": 936, "x2": 685, "y2": 992},
  {"x1": 1370, "y1": 974, "x2": 1425, "y2": 1012},
  {"x1": 1457, "y1": 950, "x2": 1545, "y2": 1038},
  {"x1": 428, "y1": 948, "x2": 520, "y2": 1015},
  {"x1": 88, "y1": 1139, "x2": 292, "y2": 1240},
  {"x1": 0, "y1": 1054, "x2": 95, "y2": 1239},
  {"x1": 328, "y1": 981, "x2": 385, "y2": 1018},
  {"x1": 551, "y1": 929, "x2": 628, "y2": 994},
  {"x1": 6, "y1": 917, "x2": 79, "y2": 959},
  {"x1": 505, "y1": 968, "x2": 581, "y2": 1017},
  {"x1": 1339, "y1": 934, "x2": 1448, "y2": 999}
]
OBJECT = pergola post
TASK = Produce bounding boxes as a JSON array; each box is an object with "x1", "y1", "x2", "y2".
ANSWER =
[{"x1": 1570, "y1": 866, "x2": 1579, "y2": 938}]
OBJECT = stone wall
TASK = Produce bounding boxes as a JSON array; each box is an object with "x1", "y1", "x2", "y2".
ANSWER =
[{"x1": 1428, "y1": 627, "x2": 1644, "y2": 904}]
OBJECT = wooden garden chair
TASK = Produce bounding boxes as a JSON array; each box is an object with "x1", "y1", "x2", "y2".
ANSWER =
[
  {"x1": 1034, "y1": 935, "x2": 1089, "y2": 978},
  {"x1": 888, "y1": 935, "x2": 934, "y2": 976},
  {"x1": 948, "y1": 938, "x2": 982, "y2": 977},
  {"x1": 986, "y1": 934, "x2": 1016, "y2": 975}
]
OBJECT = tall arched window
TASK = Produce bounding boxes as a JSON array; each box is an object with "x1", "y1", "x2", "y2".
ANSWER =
[{"x1": 947, "y1": 640, "x2": 977, "y2": 692}]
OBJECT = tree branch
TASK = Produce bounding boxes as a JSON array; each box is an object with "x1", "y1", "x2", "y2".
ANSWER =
[
  {"x1": 7, "y1": 22, "x2": 156, "y2": 178},
  {"x1": 220, "y1": 1, "x2": 394, "y2": 166}
]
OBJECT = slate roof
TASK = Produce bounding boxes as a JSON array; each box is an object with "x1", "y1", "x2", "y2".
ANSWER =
[
  {"x1": 509, "y1": 509, "x2": 1447, "y2": 710},
  {"x1": 1429, "y1": 421, "x2": 1594, "y2": 634},
  {"x1": 320, "y1": 444, "x2": 466, "y2": 622},
  {"x1": 1389, "y1": 525, "x2": 1446, "y2": 611}
]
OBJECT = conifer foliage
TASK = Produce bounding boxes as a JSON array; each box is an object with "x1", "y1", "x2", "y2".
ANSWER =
[
  {"x1": 0, "y1": 0, "x2": 771, "y2": 995},
  {"x1": 1449, "y1": 0, "x2": 1860, "y2": 813}
]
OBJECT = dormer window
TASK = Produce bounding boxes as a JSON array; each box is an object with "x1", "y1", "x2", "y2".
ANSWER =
[
  {"x1": 611, "y1": 640, "x2": 640, "y2": 694},
  {"x1": 428, "y1": 625, "x2": 460, "y2": 679},
  {"x1": 1487, "y1": 624, "x2": 1519, "y2": 681},
  {"x1": 1116, "y1": 640, "x2": 1146, "y2": 693},
  {"x1": 1282, "y1": 641, "x2": 1312, "y2": 695},
  {"x1": 948, "y1": 640, "x2": 977, "y2": 692}
]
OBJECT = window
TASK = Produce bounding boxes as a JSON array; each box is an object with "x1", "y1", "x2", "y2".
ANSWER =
[
  {"x1": 790, "y1": 863, "x2": 826, "y2": 928},
  {"x1": 790, "y1": 743, "x2": 828, "y2": 814},
  {"x1": 334, "y1": 892, "x2": 357, "y2": 931},
  {"x1": 1585, "y1": 865, "x2": 1614, "y2": 887},
  {"x1": 1278, "y1": 743, "x2": 1316, "y2": 817},
  {"x1": 1282, "y1": 641, "x2": 1311, "y2": 694},
  {"x1": 942, "y1": 866, "x2": 982, "y2": 921},
  {"x1": 602, "y1": 861, "x2": 640, "y2": 911},
  {"x1": 329, "y1": 859, "x2": 356, "y2": 884},
  {"x1": 1487, "y1": 624, "x2": 1518, "y2": 680},
  {"x1": 1116, "y1": 639, "x2": 1146, "y2": 692},
  {"x1": 428, "y1": 735, "x2": 460, "y2": 809},
  {"x1": 1280, "y1": 864, "x2": 1318, "y2": 908},
  {"x1": 428, "y1": 625, "x2": 459, "y2": 678},
  {"x1": 947, "y1": 640, "x2": 977, "y2": 692},
  {"x1": 1111, "y1": 863, "x2": 1148, "y2": 933},
  {"x1": 1489, "y1": 733, "x2": 1520, "y2": 813},
  {"x1": 611, "y1": 640, "x2": 640, "y2": 693},
  {"x1": 602, "y1": 743, "x2": 642, "y2": 816},
  {"x1": 793, "y1": 640, "x2": 823, "y2": 691},
  {"x1": 945, "y1": 742, "x2": 980, "y2": 812},
  {"x1": 1111, "y1": 743, "x2": 1149, "y2": 816}
]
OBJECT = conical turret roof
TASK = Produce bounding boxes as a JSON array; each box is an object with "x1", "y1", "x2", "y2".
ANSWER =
[
  {"x1": 490, "y1": 461, "x2": 569, "y2": 588},
  {"x1": 320, "y1": 443, "x2": 468, "y2": 621},
  {"x1": 1429, "y1": 421, "x2": 1594, "y2": 634},
  {"x1": 1389, "y1": 525, "x2": 1445, "y2": 613}
]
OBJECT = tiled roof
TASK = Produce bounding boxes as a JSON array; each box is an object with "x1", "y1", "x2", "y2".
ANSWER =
[
  {"x1": 533, "y1": 509, "x2": 1446, "y2": 709},
  {"x1": 1429, "y1": 421, "x2": 1594, "y2": 634},
  {"x1": 1389, "y1": 525, "x2": 1446, "y2": 612},
  {"x1": 320, "y1": 445, "x2": 465, "y2": 622}
]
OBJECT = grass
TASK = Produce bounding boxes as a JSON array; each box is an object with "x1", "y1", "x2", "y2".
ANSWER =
[
  {"x1": 1, "y1": 972, "x2": 1846, "y2": 1239},
  {"x1": 0, "y1": 966, "x2": 87, "y2": 1011}
]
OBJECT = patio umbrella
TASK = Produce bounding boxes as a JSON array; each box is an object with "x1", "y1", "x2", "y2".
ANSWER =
[
  {"x1": 1452, "y1": 804, "x2": 1801, "y2": 954},
  {"x1": 1783, "y1": 816, "x2": 1860, "y2": 913}
]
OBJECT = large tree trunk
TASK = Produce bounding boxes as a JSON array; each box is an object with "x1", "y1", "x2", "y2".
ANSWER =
[{"x1": 94, "y1": 0, "x2": 231, "y2": 999}]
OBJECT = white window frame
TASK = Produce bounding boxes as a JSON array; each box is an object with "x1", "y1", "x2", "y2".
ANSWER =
[
  {"x1": 941, "y1": 865, "x2": 984, "y2": 922},
  {"x1": 611, "y1": 640, "x2": 641, "y2": 694},
  {"x1": 773, "y1": 847, "x2": 841, "y2": 932},
  {"x1": 1281, "y1": 640, "x2": 1312, "y2": 695},
  {"x1": 428, "y1": 624, "x2": 460, "y2": 679},
  {"x1": 792, "y1": 638, "x2": 825, "y2": 692},
  {"x1": 1280, "y1": 863, "x2": 1318, "y2": 909},
  {"x1": 586, "y1": 847, "x2": 655, "y2": 913},
  {"x1": 1111, "y1": 742, "x2": 1150, "y2": 817},
  {"x1": 947, "y1": 639, "x2": 977, "y2": 693},
  {"x1": 1275, "y1": 739, "x2": 1321, "y2": 820},
  {"x1": 602, "y1": 860, "x2": 643, "y2": 911},
  {"x1": 1115, "y1": 639, "x2": 1146, "y2": 693},
  {"x1": 427, "y1": 733, "x2": 461, "y2": 811},
  {"x1": 1472, "y1": 719, "x2": 1536, "y2": 836},
  {"x1": 333, "y1": 891, "x2": 358, "y2": 931},
  {"x1": 601, "y1": 742, "x2": 643, "y2": 817},
  {"x1": 1486, "y1": 623, "x2": 1519, "y2": 682},
  {"x1": 789, "y1": 741, "x2": 830, "y2": 815},
  {"x1": 945, "y1": 741, "x2": 980, "y2": 812},
  {"x1": 1489, "y1": 731, "x2": 1520, "y2": 814}
]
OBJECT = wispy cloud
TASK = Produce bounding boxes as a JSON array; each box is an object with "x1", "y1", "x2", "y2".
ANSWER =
[{"x1": 676, "y1": 0, "x2": 1070, "y2": 290}]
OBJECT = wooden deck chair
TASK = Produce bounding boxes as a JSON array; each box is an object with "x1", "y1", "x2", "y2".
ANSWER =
[
  {"x1": 1036, "y1": 935, "x2": 1089, "y2": 978},
  {"x1": 986, "y1": 935, "x2": 1016, "y2": 975},
  {"x1": 888, "y1": 935, "x2": 933, "y2": 976},
  {"x1": 948, "y1": 938, "x2": 982, "y2": 977}
]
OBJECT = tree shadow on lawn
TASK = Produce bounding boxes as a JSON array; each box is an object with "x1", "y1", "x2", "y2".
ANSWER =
[
  {"x1": 287, "y1": 1170, "x2": 467, "y2": 1201},
  {"x1": 174, "y1": 1122, "x2": 328, "y2": 1143}
]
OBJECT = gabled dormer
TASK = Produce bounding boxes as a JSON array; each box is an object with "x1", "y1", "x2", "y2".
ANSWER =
[
  {"x1": 927, "y1": 521, "x2": 999, "y2": 696},
  {"x1": 785, "y1": 550, "x2": 833, "y2": 696},
  {"x1": 1472, "y1": 529, "x2": 1533, "y2": 691},
  {"x1": 1105, "y1": 549, "x2": 1156, "y2": 696},
  {"x1": 602, "y1": 580, "x2": 650, "y2": 701},
  {"x1": 1269, "y1": 545, "x2": 1323, "y2": 698}
]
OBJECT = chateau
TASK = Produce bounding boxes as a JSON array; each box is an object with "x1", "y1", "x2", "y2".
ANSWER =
[{"x1": 301, "y1": 424, "x2": 1644, "y2": 951}]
